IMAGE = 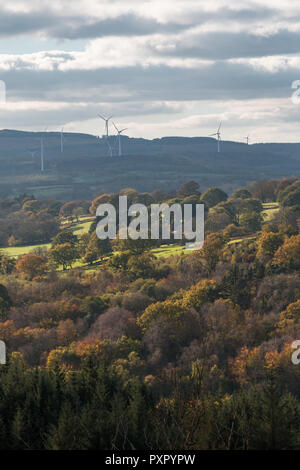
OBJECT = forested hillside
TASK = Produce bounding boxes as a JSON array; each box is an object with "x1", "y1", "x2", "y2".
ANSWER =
[
  {"x1": 0, "y1": 130, "x2": 299, "y2": 200},
  {"x1": 0, "y1": 177, "x2": 299, "y2": 449}
]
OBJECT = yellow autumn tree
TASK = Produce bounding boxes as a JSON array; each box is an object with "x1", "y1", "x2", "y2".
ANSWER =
[
  {"x1": 272, "y1": 234, "x2": 300, "y2": 269},
  {"x1": 257, "y1": 231, "x2": 284, "y2": 259},
  {"x1": 182, "y1": 279, "x2": 218, "y2": 311}
]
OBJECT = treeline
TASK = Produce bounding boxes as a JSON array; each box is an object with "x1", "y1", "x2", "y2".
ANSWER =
[
  {"x1": 0, "y1": 196, "x2": 61, "y2": 247},
  {"x1": 0, "y1": 196, "x2": 92, "y2": 248},
  {"x1": 1, "y1": 351, "x2": 300, "y2": 450}
]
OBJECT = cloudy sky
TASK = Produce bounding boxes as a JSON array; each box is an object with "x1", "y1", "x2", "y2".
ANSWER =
[{"x1": 1, "y1": 0, "x2": 300, "y2": 142}]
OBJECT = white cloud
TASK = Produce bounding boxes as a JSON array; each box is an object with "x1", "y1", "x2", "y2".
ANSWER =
[{"x1": 230, "y1": 56, "x2": 300, "y2": 73}]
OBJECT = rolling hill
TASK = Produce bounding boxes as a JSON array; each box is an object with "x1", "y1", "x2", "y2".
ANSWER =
[{"x1": 0, "y1": 129, "x2": 299, "y2": 200}]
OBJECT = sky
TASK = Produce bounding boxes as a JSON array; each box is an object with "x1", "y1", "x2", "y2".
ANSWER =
[{"x1": 0, "y1": 0, "x2": 300, "y2": 142}]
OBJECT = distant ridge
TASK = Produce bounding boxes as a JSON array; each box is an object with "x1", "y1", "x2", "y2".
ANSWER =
[{"x1": 0, "y1": 129, "x2": 299, "y2": 201}]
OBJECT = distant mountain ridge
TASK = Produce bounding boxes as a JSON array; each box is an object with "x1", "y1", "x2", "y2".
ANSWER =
[{"x1": 0, "y1": 129, "x2": 299, "y2": 201}]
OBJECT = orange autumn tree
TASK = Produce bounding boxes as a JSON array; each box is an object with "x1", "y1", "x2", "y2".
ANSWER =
[
  {"x1": 16, "y1": 253, "x2": 47, "y2": 280},
  {"x1": 182, "y1": 279, "x2": 218, "y2": 311},
  {"x1": 257, "y1": 231, "x2": 284, "y2": 259},
  {"x1": 272, "y1": 234, "x2": 300, "y2": 270},
  {"x1": 190, "y1": 233, "x2": 226, "y2": 274},
  {"x1": 89, "y1": 193, "x2": 119, "y2": 215},
  {"x1": 277, "y1": 300, "x2": 300, "y2": 331}
]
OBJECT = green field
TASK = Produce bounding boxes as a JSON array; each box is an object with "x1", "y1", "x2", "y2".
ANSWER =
[
  {"x1": 1, "y1": 204, "x2": 280, "y2": 266},
  {"x1": 1, "y1": 243, "x2": 51, "y2": 257},
  {"x1": 152, "y1": 244, "x2": 187, "y2": 258},
  {"x1": 72, "y1": 219, "x2": 93, "y2": 235},
  {"x1": 0, "y1": 212, "x2": 186, "y2": 272}
]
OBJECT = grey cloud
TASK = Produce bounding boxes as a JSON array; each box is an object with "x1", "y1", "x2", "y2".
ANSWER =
[
  {"x1": 0, "y1": 100, "x2": 183, "y2": 129},
  {"x1": 49, "y1": 14, "x2": 184, "y2": 39},
  {"x1": 0, "y1": 10, "x2": 57, "y2": 37},
  {"x1": 0, "y1": 60, "x2": 294, "y2": 104},
  {"x1": 81, "y1": 6, "x2": 277, "y2": 39},
  {"x1": 0, "y1": 5, "x2": 287, "y2": 41},
  {"x1": 154, "y1": 30, "x2": 300, "y2": 61},
  {"x1": 0, "y1": 9, "x2": 184, "y2": 39}
]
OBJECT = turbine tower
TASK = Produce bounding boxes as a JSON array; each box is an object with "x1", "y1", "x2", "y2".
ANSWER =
[
  {"x1": 113, "y1": 122, "x2": 128, "y2": 157},
  {"x1": 98, "y1": 114, "x2": 113, "y2": 156},
  {"x1": 40, "y1": 137, "x2": 44, "y2": 172},
  {"x1": 245, "y1": 135, "x2": 250, "y2": 145},
  {"x1": 39, "y1": 127, "x2": 47, "y2": 172},
  {"x1": 210, "y1": 122, "x2": 222, "y2": 153},
  {"x1": 61, "y1": 127, "x2": 64, "y2": 153}
]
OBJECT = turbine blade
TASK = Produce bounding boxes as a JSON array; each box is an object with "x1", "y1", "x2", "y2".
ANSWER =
[{"x1": 217, "y1": 121, "x2": 222, "y2": 132}]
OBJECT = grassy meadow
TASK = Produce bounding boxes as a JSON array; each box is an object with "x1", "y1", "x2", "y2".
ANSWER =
[{"x1": 0, "y1": 202, "x2": 281, "y2": 270}]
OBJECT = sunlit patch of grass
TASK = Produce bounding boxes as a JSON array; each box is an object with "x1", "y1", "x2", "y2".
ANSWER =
[
  {"x1": 262, "y1": 202, "x2": 280, "y2": 222},
  {"x1": 72, "y1": 220, "x2": 93, "y2": 235},
  {"x1": 152, "y1": 244, "x2": 186, "y2": 258},
  {"x1": 0, "y1": 243, "x2": 51, "y2": 257},
  {"x1": 228, "y1": 235, "x2": 258, "y2": 245}
]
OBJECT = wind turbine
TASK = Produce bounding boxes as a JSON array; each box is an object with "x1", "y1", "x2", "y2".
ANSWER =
[
  {"x1": 98, "y1": 114, "x2": 112, "y2": 138},
  {"x1": 210, "y1": 122, "x2": 222, "y2": 153},
  {"x1": 113, "y1": 122, "x2": 128, "y2": 157},
  {"x1": 245, "y1": 134, "x2": 250, "y2": 145},
  {"x1": 27, "y1": 149, "x2": 38, "y2": 159},
  {"x1": 98, "y1": 114, "x2": 113, "y2": 156}
]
